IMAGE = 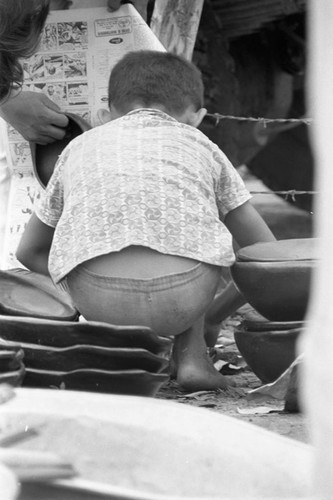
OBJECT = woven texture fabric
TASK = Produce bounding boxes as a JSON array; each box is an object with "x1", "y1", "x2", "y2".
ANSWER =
[{"x1": 36, "y1": 109, "x2": 251, "y2": 282}]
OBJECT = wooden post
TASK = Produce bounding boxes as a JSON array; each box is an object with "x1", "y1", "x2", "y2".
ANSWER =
[
  {"x1": 150, "y1": 0, "x2": 204, "y2": 60},
  {"x1": 300, "y1": 0, "x2": 333, "y2": 497}
]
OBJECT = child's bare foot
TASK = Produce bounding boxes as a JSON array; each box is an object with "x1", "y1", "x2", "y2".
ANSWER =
[
  {"x1": 173, "y1": 317, "x2": 236, "y2": 392},
  {"x1": 176, "y1": 358, "x2": 233, "y2": 392}
]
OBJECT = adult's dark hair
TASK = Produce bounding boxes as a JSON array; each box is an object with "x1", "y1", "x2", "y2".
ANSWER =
[
  {"x1": 0, "y1": 0, "x2": 50, "y2": 102},
  {"x1": 108, "y1": 50, "x2": 204, "y2": 115}
]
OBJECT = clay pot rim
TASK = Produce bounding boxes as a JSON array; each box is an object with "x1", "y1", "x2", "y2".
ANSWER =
[{"x1": 234, "y1": 327, "x2": 303, "y2": 336}]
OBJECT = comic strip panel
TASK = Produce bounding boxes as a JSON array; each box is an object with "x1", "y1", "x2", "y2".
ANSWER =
[
  {"x1": 57, "y1": 21, "x2": 88, "y2": 50},
  {"x1": 64, "y1": 52, "x2": 87, "y2": 79},
  {"x1": 67, "y1": 82, "x2": 89, "y2": 105},
  {"x1": 22, "y1": 55, "x2": 45, "y2": 81},
  {"x1": 40, "y1": 23, "x2": 58, "y2": 51}
]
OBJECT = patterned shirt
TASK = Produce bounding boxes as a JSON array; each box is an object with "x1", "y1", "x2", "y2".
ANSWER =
[{"x1": 35, "y1": 109, "x2": 251, "y2": 283}]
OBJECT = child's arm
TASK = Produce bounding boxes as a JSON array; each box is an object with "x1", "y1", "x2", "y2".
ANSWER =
[
  {"x1": 204, "y1": 201, "x2": 275, "y2": 346},
  {"x1": 16, "y1": 214, "x2": 55, "y2": 276},
  {"x1": 224, "y1": 200, "x2": 276, "y2": 247}
]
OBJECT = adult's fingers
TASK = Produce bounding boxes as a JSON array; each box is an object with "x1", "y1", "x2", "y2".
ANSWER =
[
  {"x1": 30, "y1": 103, "x2": 69, "y2": 143},
  {"x1": 43, "y1": 107, "x2": 69, "y2": 130},
  {"x1": 33, "y1": 124, "x2": 69, "y2": 145},
  {"x1": 41, "y1": 96, "x2": 69, "y2": 127},
  {"x1": 107, "y1": 0, "x2": 122, "y2": 11},
  {"x1": 0, "y1": 91, "x2": 69, "y2": 143}
]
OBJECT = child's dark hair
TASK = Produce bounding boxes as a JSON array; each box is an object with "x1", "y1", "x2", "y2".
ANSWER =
[
  {"x1": 108, "y1": 50, "x2": 204, "y2": 115},
  {"x1": 0, "y1": 0, "x2": 50, "y2": 102}
]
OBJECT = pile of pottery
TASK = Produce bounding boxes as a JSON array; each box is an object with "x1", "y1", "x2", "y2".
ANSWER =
[
  {"x1": 233, "y1": 309, "x2": 303, "y2": 383},
  {"x1": 0, "y1": 269, "x2": 171, "y2": 396},
  {"x1": 231, "y1": 238, "x2": 318, "y2": 383}
]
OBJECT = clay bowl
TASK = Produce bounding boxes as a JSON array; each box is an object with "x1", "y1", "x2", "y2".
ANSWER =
[
  {"x1": 231, "y1": 238, "x2": 318, "y2": 321},
  {"x1": 31, "y1": 112, "x2": 91, "y2": 189},
  {"x1": 16, "y1": 343, "x2": 169, "y2": 373},
  {"x1": 0, "y1": 316, "x2": 172, "y2": 357},
  {"x1": 234, "y1": 322, "x2": 302, "y2": 383},
  {"x1": 23, "y1": 368, "x2": 169, "y2": 396},
  {"x1": 0, "y1": 269, "x2": 78, "y2": 321},
  {"x1": 240, "y1": 308, "x2": 304, "y2": 332}
]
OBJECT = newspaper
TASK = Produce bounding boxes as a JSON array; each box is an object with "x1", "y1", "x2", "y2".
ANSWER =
[{"x1": 1, "y1": 3, "x2": 165, "y2": 269}]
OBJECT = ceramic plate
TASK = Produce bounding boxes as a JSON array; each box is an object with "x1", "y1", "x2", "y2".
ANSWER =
[
  {"x1": 17, "y1": 343, "x2": 168, "y2": 373},
  {"x1": 0, "y1": 388, "x2": 314, "y2": 500},
  {"x1": 23, "y1": 368, "x2": 169, "y2": 396},
  {"x1": 0, "y1": 316, "x2": 172, "y2": 356},
  {"x1": 0, "y1": 269, "x2": 78, "y2": 321}
]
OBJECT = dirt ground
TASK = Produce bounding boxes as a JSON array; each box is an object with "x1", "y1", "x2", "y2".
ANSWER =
[{"x1": 156, "y1": 306, "x2": 309, "y2": 444}]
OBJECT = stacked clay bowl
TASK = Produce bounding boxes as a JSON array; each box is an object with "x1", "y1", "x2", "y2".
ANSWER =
[
  {"x1": 234, "y1": 310, "x2": 304, "y2": 383},
  {"x1": 0, "y1": 316, "x2": 171, "y2": 396},
  {"x1": 231, "y1": 238, "x2": 318, "y2": 383},
  {"x1": 0, "y1": 268, "x2": 171, "y2": 396},
  {"x1": 231, "y1": 238, "x2": 318, "y2": 322},
  {"x1": 0, "y1": 269, "x2": 171, "y2": 396},
  {"x1": 0, "y1": 267, "x2": 77, "y2": 389},
  {"x1": 0, "y1": 268, "x2": 78, "y2": 321}
]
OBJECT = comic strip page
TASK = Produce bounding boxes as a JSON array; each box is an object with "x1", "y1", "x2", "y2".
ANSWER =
[{"x1": 2, "y1": 4, "x2": 164, "y2": 269}]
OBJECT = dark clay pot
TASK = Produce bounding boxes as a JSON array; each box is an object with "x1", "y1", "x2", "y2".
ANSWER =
[
  {"x1": 234, "y1": 323, "x2": 302, "y2": 383},
  {"x1": 231, "y1": 238, "x2": 318, "y2": 322},
  {"x1": 31, "y1": 112, "x2": 91, "y2": 188}
]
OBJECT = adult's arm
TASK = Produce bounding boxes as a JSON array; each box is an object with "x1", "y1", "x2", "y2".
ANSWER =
[
  {"x1": 16, "y1": 213, "x2": 55, "y2": 276},
  {"x1": 0, "y1": 90, "x2": 69, "y2": 144}
]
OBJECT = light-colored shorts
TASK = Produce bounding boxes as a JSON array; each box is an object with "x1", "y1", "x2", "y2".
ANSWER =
[{"x1": 66, "y1": 262, "x2": 222, "y2": 337}]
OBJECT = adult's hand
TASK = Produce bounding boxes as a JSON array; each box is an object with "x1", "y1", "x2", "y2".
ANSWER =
[
  {"x1": 107, "y1": 0, "x2": 148, "y2": 21},
  {"x1": 0, "y1": 91, "x2": 69, "y2": 145},
  {"x1": 107, "y1": 0, "x2": 125, "y2": 11}
]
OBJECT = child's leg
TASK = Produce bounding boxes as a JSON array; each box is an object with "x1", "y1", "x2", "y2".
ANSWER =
[
  {"x1": 66, "y1": 254, "x2": 230, "y2": 391},
  {"x1": 204, "y1": 280, "x2": 247, "y2": 347},
  {"x1": 173, "y1": 315, "x2": 231, "y2": 391}
]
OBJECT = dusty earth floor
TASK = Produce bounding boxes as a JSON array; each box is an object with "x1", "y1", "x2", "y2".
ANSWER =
[{"x1": 156, "y1": 305, "x2": 309, "y2": 444}]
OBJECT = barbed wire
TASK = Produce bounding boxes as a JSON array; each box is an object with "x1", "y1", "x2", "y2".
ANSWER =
[
  {"x1": 203, "y1": 113, "x2": 315, "y2": 203},
  {"x1": 250, "y1": 189, "x2": 317, "y2": 203},
  {"x1": 206, "y1": 112, "x2": 312, "y2": 127}
]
